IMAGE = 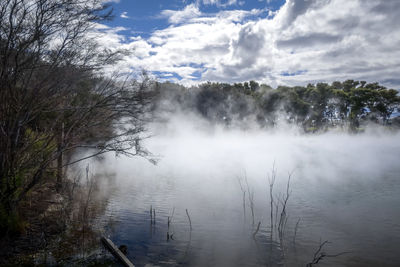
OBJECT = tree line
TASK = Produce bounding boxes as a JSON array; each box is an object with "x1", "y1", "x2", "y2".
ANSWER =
[{"x1": 155, "y1": 80, "x2": 400, "y2": 131}]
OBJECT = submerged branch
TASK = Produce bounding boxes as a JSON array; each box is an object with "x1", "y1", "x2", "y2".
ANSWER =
[{"x1": 185, "y1": 209, "x2": 192, "y2": 231}]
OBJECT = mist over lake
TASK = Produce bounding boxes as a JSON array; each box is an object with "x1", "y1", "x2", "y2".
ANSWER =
[{"x1": 91, "y1": 113, "x2": 400, "y2": 266}]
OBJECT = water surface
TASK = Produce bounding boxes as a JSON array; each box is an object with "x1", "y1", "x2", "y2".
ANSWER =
[{"x1": 94, "y1": 129, "x2": 400, "y2": 266}]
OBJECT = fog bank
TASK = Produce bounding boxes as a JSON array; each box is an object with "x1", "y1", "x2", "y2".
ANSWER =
[{"x1": 89, "y1": 112, "x2": 400, "y2": 266}]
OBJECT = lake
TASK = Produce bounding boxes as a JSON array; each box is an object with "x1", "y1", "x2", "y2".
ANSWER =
[{"x1": 93, "y1": 125, "x2": 400, "y2": 266}]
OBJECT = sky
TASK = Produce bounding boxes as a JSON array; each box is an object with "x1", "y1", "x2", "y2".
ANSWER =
[{"x1": 96, "y1": 0, "x2": 400, "y2": 89}]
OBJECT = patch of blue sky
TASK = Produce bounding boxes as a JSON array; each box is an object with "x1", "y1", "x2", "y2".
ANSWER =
[
  {"x1": 194, "y1": 0, "x2": 286, "y2": 13},
  {"x1": 390, "y1": 111, "x2": 400, "y2": 118},
  {"x1": 152, "y1": 71, "x2": 183, "y2": 80},
  {"x1": 183, "y1": 63, "x2": 205, "y2": 69},
  {"x1": 189, "y1": 70, "x2": 205, "y2": 80},
  {"x1": 103, "y1": 0, "x2": 287, "y2": 37},
  {"x1": 280, "y1": 70, "x2": 307, "y2": 76},
  {"x1": 104, "y1": 1, "x2": 178, "y2": 37},
  {"x1": 176, "y1": 63, "x2": 206, "y2": 80}
]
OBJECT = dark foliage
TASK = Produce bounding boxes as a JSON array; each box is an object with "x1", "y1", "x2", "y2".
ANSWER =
[
  {"x1": 0, "y1": 0, "x2": 156, "y2": 234},
  {"x1": 155, "y1": 80, "x2": 400, "y2": 131}
]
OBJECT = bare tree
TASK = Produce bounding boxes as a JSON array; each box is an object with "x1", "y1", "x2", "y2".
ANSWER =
[{"x1": 0, "y1": 0, "x2": 156, "y2": 226}]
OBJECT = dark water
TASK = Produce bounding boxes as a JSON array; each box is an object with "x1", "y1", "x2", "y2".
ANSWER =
[{"x1": 94, "y1": 131, "x2": 400, "y2": 266}]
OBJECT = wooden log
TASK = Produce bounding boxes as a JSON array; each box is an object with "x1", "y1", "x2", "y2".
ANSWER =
[{"x1": 101, "y1": 237, "x2": 135, "y2": 267}]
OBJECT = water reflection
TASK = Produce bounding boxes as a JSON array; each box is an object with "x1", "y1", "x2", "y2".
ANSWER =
[{"x1": 94, "y1": 130, "x2": 400, "y2": 266}]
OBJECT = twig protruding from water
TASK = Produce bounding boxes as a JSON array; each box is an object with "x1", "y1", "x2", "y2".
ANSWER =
[
  {"x1": 244, "y1": 173, "x2": 255, "y2": 226},
  {"x1": 167, "y1": 207, "x2": 175, "y2": 241},
  {"x1": 268, "y1": 161, "x2": 277, "y2": 232},
  {"x1": 278, "y1": 171, "x2": 293, "y2": 240},
  {"x1": 253, "y1": 221, "x2": 261, "y2": 239},
  {"x1": 150, "y1": 205, "x2": 153, "y2": 223},
  {"x1": 306, "y1": 240, "x2": 351, "y2": 267},
  {"x1": 293, "y1": 218, "x2": 301, "y2": 244},
  {"x1": 185, "y1": 209, "x2": 192, "y2": 231},
  {"x1": 237, "y1": 176, "x2": 247, "y2": 223}
]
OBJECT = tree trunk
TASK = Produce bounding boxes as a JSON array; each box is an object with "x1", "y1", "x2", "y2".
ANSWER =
[{"x1": 56, "y1": 123, "x2": 64, "y2": 192}]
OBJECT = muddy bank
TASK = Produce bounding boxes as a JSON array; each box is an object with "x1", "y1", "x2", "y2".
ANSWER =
[{"x1": 0, "y1": 170, "x2": 118, "y2": 266}]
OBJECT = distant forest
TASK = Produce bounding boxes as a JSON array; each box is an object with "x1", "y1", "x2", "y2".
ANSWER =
[{"x1": 154, "y1": 80, "x2": 400, "y2": 132}]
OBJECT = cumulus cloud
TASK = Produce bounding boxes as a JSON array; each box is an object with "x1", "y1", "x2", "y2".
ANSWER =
[
  {"x1": 161, "y1": 4, "x2": 202, "y2": 24},
  {"x1": 92, "y1": 0, "x2": 400, "y2": 88},
  {"x1": 275, "y1": 0, "x2": 329, "y2": 29}
]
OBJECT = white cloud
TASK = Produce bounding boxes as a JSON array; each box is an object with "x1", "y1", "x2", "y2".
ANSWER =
[
  {"x1": 120, "y1": 11, "x2": 129, "y2": 19},
  {"x1": 92, "y1": 0, "x2": 400, "y2": 88},
  {"x1": 161, "y1": 4, "x2": 202, "y2": 24},
  {"x1": 201, "y1": 0, "x2": 238, "y2": 7},
  {"x1": 89, "y1": 24, "x2": 128, "y2": 51}
]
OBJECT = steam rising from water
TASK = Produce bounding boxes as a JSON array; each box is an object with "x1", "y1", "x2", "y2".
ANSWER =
[
  {"x1": 111, "y1": 112, "x2": 400, "y2": 186},
  {"x1": 93, "y1": 113, "x2": 400, "y2": 266}
]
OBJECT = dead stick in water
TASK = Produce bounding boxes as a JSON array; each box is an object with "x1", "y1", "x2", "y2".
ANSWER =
[
  {"x1": 268, "y1": 162, "x2": 276, "y2": 231},
  {"x1": 167, "y1": 216, "x2": 170, "y2": 241},
  {"x1": 167, "y1": 207, "x2": 175, "y2": 241},
  {"x1": 237, "y1": 176, "x2": 246, "y2": 222},
  {"x1": 293, "y1": 218, "x2": 301, "y2": 244},
  {"x1": 150, "y1": 205, "x2": 153, "y2": 224},
  {"x1": 253, "y1": 221, "x2": 261, "y2": 239},
  {"x1": 168, "y1": 207, "x2": 175, "y2": 228},
  {"x1": 244, "y1": 174, "x2": 255, "y2": 226},
  {"x1": 185, "y1": 209, "x2": 192, "y2": 231}
]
